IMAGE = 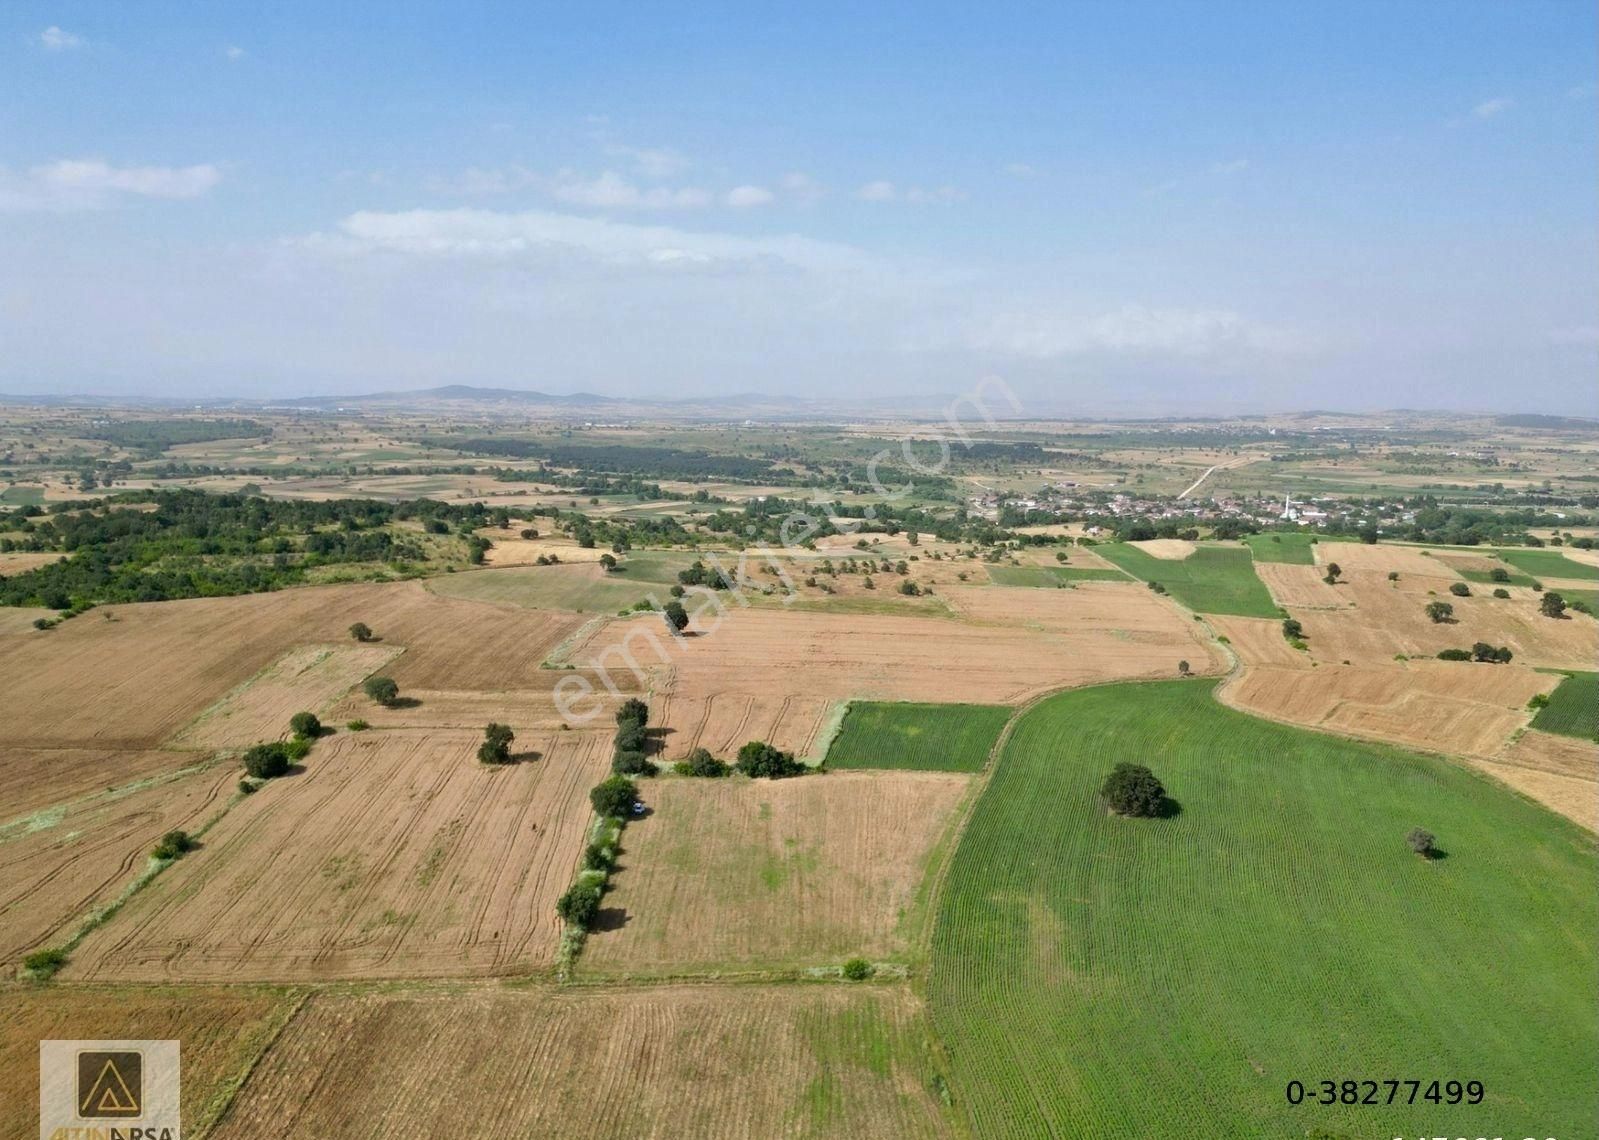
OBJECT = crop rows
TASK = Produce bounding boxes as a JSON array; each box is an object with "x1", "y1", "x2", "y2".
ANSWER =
[
  {"x1": 825, "y1": 701, "x2": 1011, "y2": 772},
  {"x1": 1097, "y1": 544, "x2": 1280, "y2": 616}
]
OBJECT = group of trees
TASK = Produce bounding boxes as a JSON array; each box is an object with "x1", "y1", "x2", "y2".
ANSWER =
[
  {"x1": 673, "y1": 747, "x2": 730, "y2": 777},
  {"x1": 1436, "y1": 644, "x2": 1513, "y2": 664},
  {"x1": 734, "y1": 740, "x2": 807, "y2": 779},
  {"x1": 612, "y1": 698, "x2": 657, "y2": 775}
]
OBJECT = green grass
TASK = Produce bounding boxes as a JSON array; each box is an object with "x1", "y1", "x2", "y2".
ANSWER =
[
  {"x1": 1458, "y1": 567, "x2": 1536, "y2": 587},
  {"x1": 1242, "y1": 533, "x2": 1318, "y2": 564},
  {"x1": 1096, "y1": 543, "x2": 1279, "y2": 617},
  {"x1": 1531, "y1": 671, "x2": 1597, "y2": 740},
  {"x1": 825, "y1": 702, "x2": 1012, "y2": 772},
  {"x1": 929, "y1": 679, "x2": 1597, "y2": 1139},
  {"x1": 986, "y1": 565, "x2": 1130, "y2": 587},
  {"x1": 1555, "y1": 587, "x2": 1599, "y2": 613},
  {"x1": 1497, "y1": 549, "x2": 1599, "y2": 582}
]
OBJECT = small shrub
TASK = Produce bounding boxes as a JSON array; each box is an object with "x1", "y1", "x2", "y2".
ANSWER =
[
  {"x1": 347, "y1": 719, "x2": 370, "y2": 732},
  {"x1": 1436, "y1": 648, "x2": 1472, "y2": 661},
  {"x1": 735, "y1": 740, "x2": 807, "y2": 779},
  {"x1": 349, "y1": 621, "x2": 374, "y2": 642},
  {"x1": 152, "y1": 829, "x2": 197, "y2": 861},
  {"x1": 1387, "y1": 571, "x2": 1399, "y2": 582},
  {"x1": 23, "y1": 947, "x2": 68, "y2": 979},
  {"x1": 1449, "y1": 582, "x2": 1470, "y2": 597},
  {"x1": 1527, "y1": 693, "x2": 1550, "y2": 710},
  {"x1": 1099, "y1": 762, "x2": 1167, "y2": 818},
  {"x1": 289, "y1": 711, "x2": 322, "y2": 738},
  {"x1": 238, "y1": 778, "x2": 256, "y2": 795},
  {"x1": 841, "y1": 957, "x2": 874, "y2": 981},
  {"x1": 674, "y1": 747, "x2": 729, "y2": 777},
  {"x1": 582, "y1": 842, "x2": 615, "y2": 872},
  {"x1": 284, "y1": 736, "x2": 312, "y2": 761},
  {"x1": 1492, "y1": 587, "x2": 1510, "y2": 599},
  {"x1": 1406, "y1": 827, "x2": 1436, "y2": 858}
]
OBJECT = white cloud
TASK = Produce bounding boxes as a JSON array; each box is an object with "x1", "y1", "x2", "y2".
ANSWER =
[
  {"x1": 39, "y1": 26, "x2": 83, "y2": 50},
  {"x1": 550, "y1": 171, "x2": 710, "y2": 210},
  {"x1": 779, "y1": 172, "x2": 826, "y2": 205},
  {"x1": 0, "y1": 159, "x2": 222, "y2": 211},
  {"x1": 311, "y1": 207, "x2": 873, "y2": 275},
  {"x1": 603, "y1": 144, "x2": 689, "y2": 179},
  {"x1": 725, "y1": 184, "x2": 774, "y2": 208},
  {"x1": 224, "y1": 45, "x2": 246, "y2": 61},
  {"x1": 855, "y1": 180, "x2": 965, "y2": 204},
  {"x1": 965, "y1": 304, "x2": 1304, "y2": 360},
  {"x1": 1210, "y1": 158, "x2": 1249, "y2": 175},
  {"x1": 1472, "y1": 97, "x2": 1513, "y2": 119},
  {"x1": 1004, "y1": 162, "x2": 1035, "y2": 177}
]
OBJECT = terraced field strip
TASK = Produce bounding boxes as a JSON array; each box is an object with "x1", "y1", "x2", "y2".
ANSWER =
[
  {"x1": 985, "y1": 565, "x2": 1130, "y2": 587},
  {"x1": 213, "y1": 984, "x2": 956, "y2": 1139},
  {"x1": 1097, "y1": 542, "x2": 1279, "y2": 617},
  {"x1": 1531, "y1": 671, "x2": 1597, "y2": 739},
  {"x1": 929, "y1": 678, "x2": 1598, "y2": 1138},
  {"x1": 1242, "y1": 532, "x2": 1317, "y2": 564},
  {"x1": 826, "y1": 701, "x2": 1012, "y2": 772}
]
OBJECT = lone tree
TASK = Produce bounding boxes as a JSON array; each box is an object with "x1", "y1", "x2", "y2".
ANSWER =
[
  {"x1": 1449, "y1": 582, "x2": 1471, "y2": 597},
  {"x1": 556, "y1": 880, "x2": 603, "y2": 928},
  {"x1": 1281, "y1": 617, "x2": 1304, "y2": 641},
  {"x1": 1323, "y1": 562, "x2": 1342, "y2": 585},
  {"x1": 478, "y1": 722, "x2": 515, "y2": 765},
  {"x1": 289, "y1": 711, "x2": 321, "y2": 738},
  {"x1": 349, "y1": 621, "x2": 374, "y2": 642},
  {"x1": 599, "y1": 553, "x2": 618, "y2": 572},
  {"x1": 363, "y1": 675, "x2": 400, "y2": 706},
  {"x1": 590, "y1": 775, "x2": 640, "y2": 818},
  {"x1": 663, "y1": 600, "x2": 690, "y2": 634},
  {"x1": 1406, "y1": 827, "x2": 1437, "y2": 858},
  {"x1": 1489, "y1": 567, "x2": 1511, "y2": 583},
  {"x1": 1177, "y1": 660, "x2": 1191, "y2": 676},
  {"x1": 152, "y1": 829, "x2": 198, "y2": 861},
  {"x1": 1099, "y1": 762, "x2": 1167, "y2": 818},
  {"x1": 1424, "y1": 601, "x2": 1455, "y2": 624},
  {"x1": 1540, "y1": 591, "x2": 1567, "y2": 619}
]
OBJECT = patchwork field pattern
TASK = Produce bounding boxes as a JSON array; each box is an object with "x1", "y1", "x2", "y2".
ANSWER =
[
  {"x1": 63, "y1": 728, "x2": 611, "y2": 981},
  {"x1": 0, "y1": 747, "x2": 195, "y2": 823},
  {"x1": 1531, "y1": 671, "x2": 1597, "y2": 739},
  {"x1": 826, "y1": 702, "x2": 1012, "y2": 772},
  {"x1": 214, "y1": 985, "x2": 954, "y2": 1140},
  {"x1": 581, "y1": 771, "x2": 970, "y2": 973},
  {"x1": 929, "y1": 680, "x2": 1598, "y2": 1138}
]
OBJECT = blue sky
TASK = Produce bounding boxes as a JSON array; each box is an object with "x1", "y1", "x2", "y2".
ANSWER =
[{"x1": 2, "y1": 1, "x2": 1594, "y2": 411}]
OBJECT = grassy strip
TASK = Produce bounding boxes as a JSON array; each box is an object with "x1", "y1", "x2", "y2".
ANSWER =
[
  {"x1": 986, "y1": 565, "x2": 1129, "y2": 587},
  {"x1": 555, "y1": 814, "x2": 626, "y2": 979},
  {"x1": 1097, "y1": 542, "x2": 1279, "y2": 617},
  {"x1": 1497, "y1": 549, "x2": 1599, "y2": 582}
]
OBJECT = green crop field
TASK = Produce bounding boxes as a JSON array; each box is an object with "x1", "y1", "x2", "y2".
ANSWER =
[
  {"x1": 986, "y1": 565, "x2": 1130, "y2": 587},
  {"x1": 1242, "y1": 533, "x2": 1318, "y2": 564},
  {"x1": 825, "y1": 701, "x2": 1012, "y2": 772},
  {"x1": 928, "y1": 679, "x2": 1597, "y2": 1138},
  {"x1": 1531, "y1": 671, "x2": 1597, "y2": 740},
  {"x1": 1097, "y1": 543, "x2": 1279, "y2": 617},
  {"x1": 1497, "y1": 549, "x2": 1599, "y2": 582}
]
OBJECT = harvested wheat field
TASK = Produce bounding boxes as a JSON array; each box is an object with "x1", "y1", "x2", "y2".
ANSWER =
[
  {"x1": 213, "y1": 985, "x2": 954, "y2": 1140},
  {"x1": 628, "y1": 596, "x2": 1216, "y2": 757},
  {"x1": 583, "y1": 771, "x2": 969, "y2": 973},
  {"x1": 0, "y1": 762, "x2": 235, "y2": 968},
  {"x1": 1311, "y1": 541, "x2": 1458, "y2": 577},
  {"x1": 1222, "y1": 660, "x2": 1554, "y2": 761},
  {"x1": 1127, "y1": 538, "x2": 1197, "y2": 559},
  {"x1": 1256, "y1": 567, "x2": 1599, "y2": 669},
  {"x1": 0, "y1": 984, "x2": 303, "y2": 1140},
  {"x1": 0, "y1": 746, "x2": 195, "y2": 822},
  {"x1": 0, "y1": 550, "x2": 65, "y2": 573},
  {"x1": 1207, "y1": 615, "x2": 1310, "y2": 668},
  {"x1": 1478, "y1": 730, "x2": 1599, "y2": 829},
  {"x1": 0, "y1": 580, "x2": 585, "y2": 750},
  {"x1": 64, "y1": 728, "x2": 611, "y2": 981},
  {"x1": 170, "y1": 642, "x2": 401, "y2": 749}
]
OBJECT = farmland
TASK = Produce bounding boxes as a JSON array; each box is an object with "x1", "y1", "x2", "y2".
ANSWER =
[
  {"x1": 928, "y1": 679, "x2": 1598, "y2": 1138},
  {"x1": 825, "y1": 701, "x2": 1012, "y2": 772},
  {"x1": 1498, "y1": 549, "x2": 1599, "y2": 582},
  {"x1": 984, "y1": 564, "x2": 1129, "y2": 587},
  {"x1": 1532, "y1": 671, "x2": 1597, "y2": 739},
  {"x1": 212, "y1": 985, "x2": 955, "y2": 1140},
  {"x1": 1096, "y1": 542, "x2": 1279, "y2": 617},
  {"x1": 1241, "y1": 532, "x2": 1318, "y2": 564},
  {"x1": 580, "y1": 771, "x2": 970, "y2": 973}
]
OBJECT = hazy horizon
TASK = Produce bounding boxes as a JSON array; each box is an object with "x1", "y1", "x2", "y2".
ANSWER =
[{"x1": 3, "y1": 2, "x2": 1595, "y2": 414}]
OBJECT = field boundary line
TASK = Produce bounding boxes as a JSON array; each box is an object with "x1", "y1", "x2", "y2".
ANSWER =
[{"x1": 195, "y1": 986, "x2": 313, "y2": 1140}]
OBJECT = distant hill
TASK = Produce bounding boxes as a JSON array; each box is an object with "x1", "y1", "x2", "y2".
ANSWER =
[{"x1": 1495, "y1": 413, "x2": 1599, "y2": 431}]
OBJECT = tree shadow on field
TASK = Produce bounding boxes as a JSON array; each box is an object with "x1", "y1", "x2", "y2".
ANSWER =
[
  {"x1": 1419, "y1": 846, "x2": 1450, "y2": 862},
  {"x1": 645, "y1": 727, "x2": 674, "y2": 754},
  {"x1": 509, "y1": 750, "x2": 542, "y2": 764},
  {"x1": 385, "y1": 696, "x2": 423, "y2": 709},
  {"x1": 591, "y1": 907, "x2": 631, "y2": 933},
  {"x1": 1154, "y1": 796, "x2": 1182, "y2": 819}
]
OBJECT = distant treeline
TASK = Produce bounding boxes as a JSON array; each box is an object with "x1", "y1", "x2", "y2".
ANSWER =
[
  {"x1": 423, "y1": 438, "x2": 782, "y2": 482},
  {"x1": 0, "y1": 490, "x2": 485, "y2": 607},
  {"x1": 83, "y1": 419, "x2": 268, "y2": 452}
]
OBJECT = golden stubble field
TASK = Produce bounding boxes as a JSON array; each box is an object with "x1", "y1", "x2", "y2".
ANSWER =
[
  {"x1": 211, "y1": 984, "x2": 954, "y2": 1140},
  {"x1": 581, "y1": 770, "x2": 972, "y2": 974}
]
